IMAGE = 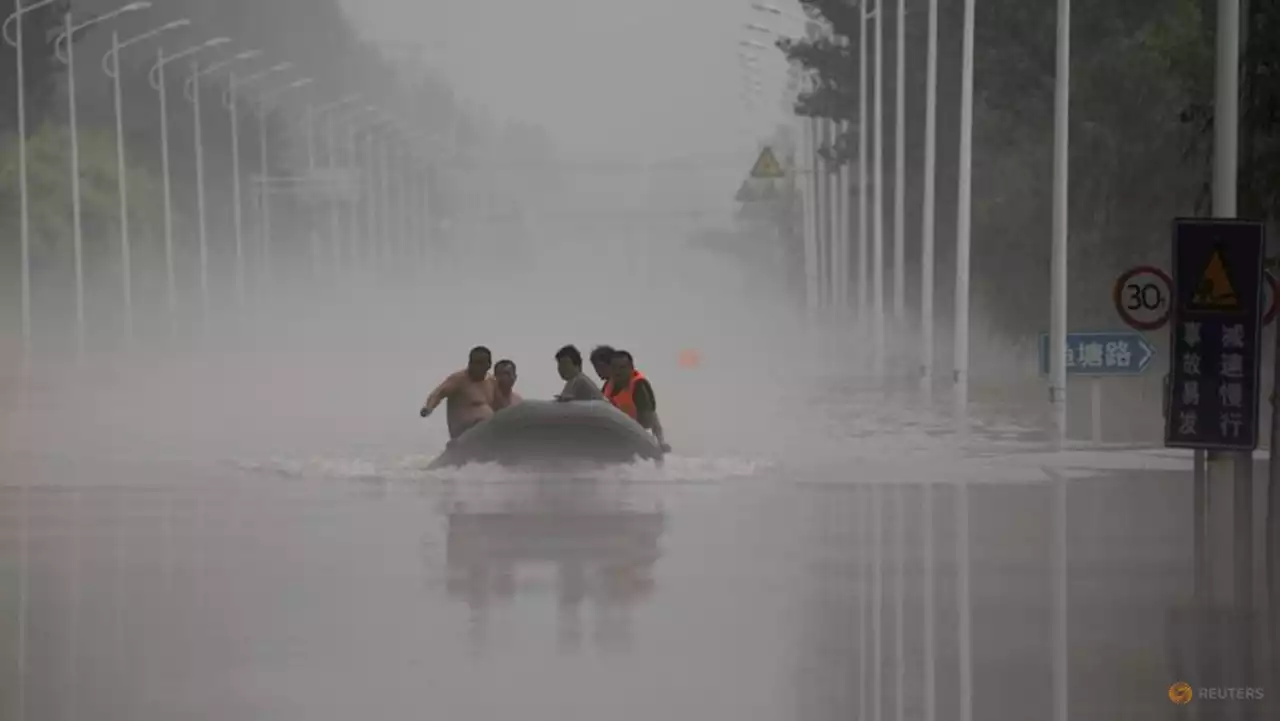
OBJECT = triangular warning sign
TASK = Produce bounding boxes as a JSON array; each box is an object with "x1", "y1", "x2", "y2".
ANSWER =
[
  {"x1": 735, "y1": 180, "x2": 757, "y2": 203},
  {"x1": 749, "y1": 146, "x2": 786, "y2": 179},
  {"x1": 1190, "y1": 249, "x2": 1240, "y2": 309}
]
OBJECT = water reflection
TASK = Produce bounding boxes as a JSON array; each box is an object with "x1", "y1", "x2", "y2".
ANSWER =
[{"x1": 442, "y1": 477, "x2": 665, "y2": 653}]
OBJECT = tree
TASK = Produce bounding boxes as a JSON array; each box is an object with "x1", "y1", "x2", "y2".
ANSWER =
[
  {"x1": 0, "y1": 123, "x2": 166, "y2": 266},
  {"x1": 777, "y1": 0, "x2": 1233, "y2": 335}
]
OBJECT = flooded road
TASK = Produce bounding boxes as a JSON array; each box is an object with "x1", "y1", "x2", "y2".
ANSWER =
[
  {"x1": 0, "y1": 421, "x2": 1221, "y2": 721},
  {"x1": 0, "y1": 265, "x2": 1240, "y2": 721}
]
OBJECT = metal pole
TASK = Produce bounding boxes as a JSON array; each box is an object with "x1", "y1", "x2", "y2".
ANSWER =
[
  {"x1": 859, "y1": 3, "x2": 869, "y2": 328},
  {"x1": 228, "y1": 72, "x2": 245, "y2": 309},
  {"x1": 873, "y1": 0, "x2": 886, "y2": 379},
  {"x1": 326, "y1": 117, "x2": 341, "y2": 280},
  {"x1": 815, "y1": 120, "x2": 828, "y2": 308},
  {"x1": 157, "y1": 48, "x2": 177, "y2": 336},
  {"x1": 258, "y1": 105, "x2": 272, "y2": 288},
  {"x1": 110, "y1": 31, "x2": 134, "y2": 347},
  {"x1": 365, "y1": 132, "x2": 377, "y2": 275},
  {"x1": 828, "y1": 120, "x2": 842, "y2": 311},
  {"x1": 956, "y1": 480, "x2": 973, "y2": 721},
  {"x1": 839, "y1": 120, "x2": 852, "y2": 311},
  {"x1": 15, "y1": 0, "x2": 31, "y2": 364},
  {"x1": 347, "y1": 128, "x2": 361, "y2": 278},
  {"x1": 894, "y1": 484, "x2": 906, "y2": 721},
  {"x1": 920, "y1": 0, "x2": 938, "y2": 403},
  {"x1": 1050, "y1": 470, "x2": 1069, "y2": 721},
  {"x1": 858, "y1": 484, "x2": 870, "y2": 721},
  {"x1": 67, "y1": 12, "x2": 86, "y2": 363},
  {"x1": 893, "y1": 0, "x2": 906, "y2": 325},
  {"x1": 872, "y1": 484, "x2": 884, "y2": 721},
  {"x1": 191, "y1": 62, "x2": 210, "y2": 329},
  {"x1": 922, "y1": 480, "x2": 936, "y2": 721},
  {"x1": 803, "y1": 118, "x2": 819, "y2": 316},
  {"x1": 379, "y1": 135, "x2": 392, "y2": 273},
  {"x1": 1213, "y1": 1, "x2": 1252, "y2": 709},
  {"x1": 954, "y1": 0, "x2": 977, "y2": 424},
  {"x1": 305, "y1": 104, "x2": 318, "y2": 281},
  {"x1": 1049, "y1": 0, "x2": 1071, "y2": 448}
]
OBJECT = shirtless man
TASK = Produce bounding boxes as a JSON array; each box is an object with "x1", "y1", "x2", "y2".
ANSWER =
[
  {"x1": 492, "y1": 359, "x2": 523, "y2": 411},
  {"x1": 419, "y1": 346, "x2": 497, "y2": 440}
]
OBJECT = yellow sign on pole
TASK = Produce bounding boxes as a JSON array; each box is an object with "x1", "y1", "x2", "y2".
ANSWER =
[
  {"x1": 749, "y1": 146, "x2": 786, "y2": 179},
  {"x1": 1190, "y1": 249, "x2": 1240, "y2": 309}
]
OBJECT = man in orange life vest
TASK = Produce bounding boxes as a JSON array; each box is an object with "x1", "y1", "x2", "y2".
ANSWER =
[{"x1": 603, "y1": 349, "x2": 671, "y2": 452}]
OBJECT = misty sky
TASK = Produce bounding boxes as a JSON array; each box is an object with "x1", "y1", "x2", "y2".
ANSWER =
[{"x1": 341, "y1": 0, "x2": 796, "y2": 162}]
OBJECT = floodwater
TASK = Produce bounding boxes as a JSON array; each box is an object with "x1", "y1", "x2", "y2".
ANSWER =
[
  {"x1": 0, "y1": 246, "x2": 1255, "y2": 721},
  {"x1": 0, "y1": 358, "x2": 1230, "y2": 721}
]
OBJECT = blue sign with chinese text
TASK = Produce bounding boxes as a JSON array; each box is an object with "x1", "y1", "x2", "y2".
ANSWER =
[
  {"x1": 1038, "y1": 331, "x2": 1156, "y2": 376},
  {"x1": 1164, "y1": 218, "x2": 1266, "y2": 451}
]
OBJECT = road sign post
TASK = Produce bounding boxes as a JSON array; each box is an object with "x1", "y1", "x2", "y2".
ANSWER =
[
  {"x1": 1038, "y1": 330, "x2": 1156, "y2": 443},
  {"x1": 1164, "y1": 218, "x2": 1266, "y2": 451}
]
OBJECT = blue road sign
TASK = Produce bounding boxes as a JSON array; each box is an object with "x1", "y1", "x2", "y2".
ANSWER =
[
  {"x1": 1038, "y1": 331, "x2": 1157, "y2": 376},
  {"x1": 1164, "y1": 218, "x2": 1266, "y2": 451}
]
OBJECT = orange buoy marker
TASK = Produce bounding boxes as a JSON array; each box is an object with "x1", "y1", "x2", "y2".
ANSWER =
[{"x1": 678, "y1": 349, "x2": 702, "y2": 369}]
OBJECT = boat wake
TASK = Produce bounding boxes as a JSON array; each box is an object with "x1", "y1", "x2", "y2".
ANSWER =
[{"x1": 233, "y1": 453, "x2": 769, "y2": 486}]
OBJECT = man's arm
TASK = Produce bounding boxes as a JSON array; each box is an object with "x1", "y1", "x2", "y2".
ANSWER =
[
  {"x1": 421, "y1": 372, "x2": 461, "y2": 415},
  {"x1": 632, "y1": 380, "x2": 667, "y2": 446}
]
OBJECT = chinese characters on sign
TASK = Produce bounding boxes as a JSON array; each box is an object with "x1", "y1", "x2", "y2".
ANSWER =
[
  {"x1": 1065, "y1": 339, "x2": 1133, "y2": 370},
  {"x1": 1164, "y1": 219, "x2": 1266, "y2": 451},
  {"x1": 1037, "y1": 331, "x2": 1155, "y2": 377}
]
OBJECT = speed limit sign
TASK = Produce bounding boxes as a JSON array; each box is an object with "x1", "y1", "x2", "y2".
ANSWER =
[{"x1": 1113, "y1": 265, "x2": 1173, "y2": 331}]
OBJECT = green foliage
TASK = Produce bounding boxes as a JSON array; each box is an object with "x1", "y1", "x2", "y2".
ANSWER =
[
  {"x1": 774, "y1": 0, "x2": 1280, "y2": 335},
  {"x1": 0, "y1": 124, "x2": 167, "y2": 263}
]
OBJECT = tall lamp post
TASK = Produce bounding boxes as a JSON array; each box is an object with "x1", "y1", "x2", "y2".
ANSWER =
[
  {"x1": 222, "y1": 60, "x2": 293, "y2": 308},
  {"x1": 4, "y1": 0, "x2": 69, "y2": 363},
  {"x1": 183, "y1": 49, "x2": 262, "y2": 328},
  {"x1": 101, "y1": 17, "x2": 190, "y2": 347},
  {"x1": 146, "y1": 36, "x2": 231, "y2": 334},
  {"x1": 250, "y1": 76, "x2": 312, "y2": 288},
  {"x1": 51, "y1": 1, "x2": 152, "y2": 361},
  {"x1": 309, "y1": 94, "x2": 361, "y2": 281},
  {"x1": 358, "y1": 115, "x2": 401, "y2": 275},
  {"x1": 331, "y1": 106, "x2": 382, "y2": 278}
]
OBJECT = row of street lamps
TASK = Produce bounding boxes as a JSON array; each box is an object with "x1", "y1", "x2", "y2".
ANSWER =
[{"x1": 5, "y1": 0, "x2": 437, "y2": 364}]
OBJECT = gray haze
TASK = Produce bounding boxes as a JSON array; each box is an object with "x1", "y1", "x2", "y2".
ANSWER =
[
  {"x1": 0, "y1": 0, "x2": 1260, "y2": 719},
  {"x1": 343, "y1": 0, "x2": 790, "y2": 159}
]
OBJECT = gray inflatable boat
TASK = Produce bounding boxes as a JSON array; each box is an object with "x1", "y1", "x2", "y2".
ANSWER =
[{"x1": 427, "y1": 399, "x2": 665, "y2": 469}]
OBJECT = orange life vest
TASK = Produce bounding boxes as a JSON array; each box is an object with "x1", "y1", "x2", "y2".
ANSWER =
[{"x1": 604, "y1": 369, "x2": 646, "y2": 420}]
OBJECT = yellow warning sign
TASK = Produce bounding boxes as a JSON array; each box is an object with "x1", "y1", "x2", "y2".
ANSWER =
[
  {"x1": 1191, "y1": 249, "x2": 1240, "y2": 309},
  {"x1": 749, "y1": 146, "x2": 786, "y2": 179}
]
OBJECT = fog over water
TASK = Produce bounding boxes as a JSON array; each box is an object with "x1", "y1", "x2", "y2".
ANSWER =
[{"x1": 0, "y1": 1, "x2": 1232, "y2": 721}]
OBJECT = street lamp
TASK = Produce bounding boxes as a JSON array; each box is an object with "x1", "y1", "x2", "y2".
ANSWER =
[
  {"x1": 310, "y1": 94, "x2": 361, "y2": 280},
  {"x1": 50, "y1": 1, "x2": 151, "y2": 361},
  {"x1": 251, "y1": 76, "x2": 313, "y2": 286},
  {"x1": 221, "y1": 60, "x2": 292, "y2": 307},
  {"x1": 101, "y1": 17, "x2": 190, "y2": 346},
  {"x1": 743, "y1": 13, "x2": 822, "y2": 317},
  {"x1": 4, "y1": 0, "x2": 66, "y2": 362},
  {"x1": 330, "y1": 105, "x2": 383, "y2": 277},
  {"x1": 146, "y1": 36, "x2": 230, "y2": 334},
  {"x1": 181, "y1": 49, "x2": 260, "y2": 328}
]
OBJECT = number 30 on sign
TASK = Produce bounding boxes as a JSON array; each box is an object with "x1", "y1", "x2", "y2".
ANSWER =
[{"x1": 1113, "y1": 266, "x2": 1173, "y2": 331}]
